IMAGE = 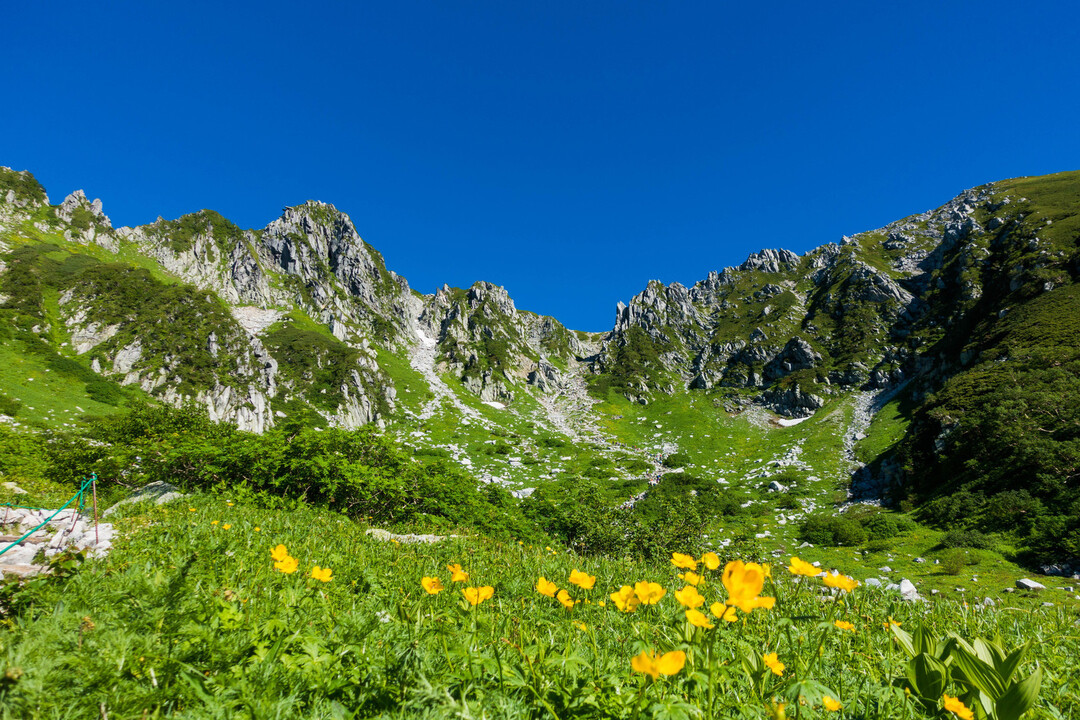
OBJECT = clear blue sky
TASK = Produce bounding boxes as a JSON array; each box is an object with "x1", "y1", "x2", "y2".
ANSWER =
[{"x1": 4, "y1": 2, "x2": 1078, "y2": 331}]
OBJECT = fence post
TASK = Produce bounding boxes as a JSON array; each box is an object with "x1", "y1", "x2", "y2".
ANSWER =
[{"x1": 92, "y1": 474, "x2": 99, "y2": 546}]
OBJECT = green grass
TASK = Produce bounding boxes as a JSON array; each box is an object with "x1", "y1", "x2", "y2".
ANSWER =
[
  {"x1": 0, "y1": 494, "x2": 1075, "y2": 718},
  {"x1": 0, "y1": 340, "x2": 126, "y2": 428}
]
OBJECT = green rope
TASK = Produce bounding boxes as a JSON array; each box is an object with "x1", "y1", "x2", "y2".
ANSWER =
[{"x1": 0, "y1": 474, "x2": 97, "y2": 560}]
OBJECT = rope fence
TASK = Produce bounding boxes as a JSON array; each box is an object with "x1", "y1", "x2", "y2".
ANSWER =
[{"x1": 0, "y1": 473, "x2": 98, "y2": 560}]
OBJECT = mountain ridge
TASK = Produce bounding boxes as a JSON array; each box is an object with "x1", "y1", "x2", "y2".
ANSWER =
[{"x1": 2, "y1": 165, "x2": 1079, "y2": 563}]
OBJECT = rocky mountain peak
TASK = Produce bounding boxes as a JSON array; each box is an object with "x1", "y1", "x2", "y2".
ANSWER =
[
  {"x1": 737, "y1": 248, "x2": 800, "y2": 273},
  {"x1": 56, "y1": 189, "x2": 112, "y2": 229}
]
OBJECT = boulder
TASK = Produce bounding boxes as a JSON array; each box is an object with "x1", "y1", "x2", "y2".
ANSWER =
[
  {"x1": 1016, "y1": 578, "x2": 1046, "y2": 591},
  {"x1": 899, "y1": 578, "x2": 920, "y2": 602},
  {"x1": 103, "y1": 481, "x2": 186, "y2": 517}
]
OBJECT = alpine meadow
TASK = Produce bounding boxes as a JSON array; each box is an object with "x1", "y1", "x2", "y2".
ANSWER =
[{"x1": 1, "y1": 164, "x2": 1079, "y2": 720}]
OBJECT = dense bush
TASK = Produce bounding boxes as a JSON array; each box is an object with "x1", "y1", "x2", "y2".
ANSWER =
[
  {"x1": 12, "y1": 404, "x2": 545, "y2": 543},
  {"x1": 799, "y1": 515, "x2": 868, "y2": 547},
  {"x1": 939, "y1": 528, "x2": 994, "y2": 550},
  {"x1": 661, "y1": 452, "x2": 690, "y2": 469}
]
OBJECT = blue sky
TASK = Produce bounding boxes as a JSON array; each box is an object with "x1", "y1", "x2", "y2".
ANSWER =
[{"x1": 4, "y1": 2, "x2": 1078, "y2": 331}]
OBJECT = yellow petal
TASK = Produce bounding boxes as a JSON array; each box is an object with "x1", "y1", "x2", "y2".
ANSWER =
[
  {"x1": 656, "y1": 651, "x2": 686, "y2": 676},
  {"x1": 631, "y1": 651, "x2": 660, "y2": 680},
  {"x1": 536, "y1": 576, "x2": 558, "y2": 597}
]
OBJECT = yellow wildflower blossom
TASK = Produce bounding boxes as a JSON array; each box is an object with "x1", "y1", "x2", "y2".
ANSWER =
[
  {"x1": 763, "y1": 652, "x2": 785, "y2": 676},
  {"x1": 610, "y1": 585, "x2": 640, "y2": 612},
  {"x1": 630, "y1": 649, "x2": 686, "y2": 680},
  {"x1": 701, "y1": 551, "x2": 721, "y2": 570},
  {"x1": 447, "y1": 563, "x2": 469, "y2": 582},
  {"x1": 222, "y1": 524, "x2": 232, "y2": 530},
  {"x1": 674, "y1": 585, "x2": 705, "y2": 608},
  {"x1": 834, "y1": 620, "x2": 855, "y2": 632},
  {"x1": 556, "y1": 589, "x2": 575, "y2": 609},
  {"x1": 568, "y1": 569, "x2": 596, "y2": 590},
  {"x1": 679, "y1": 571, "x2": 702, "y2": 586},
  {"x1": 310, "y1": 565, "x2": 333, "y2": 583},
  {"x1": 421, "y1": 576, "x2": 444, "y2": 594},
  {"x1": 685, "y1": 608, "x2": 714, "y2": 628},
  {"x1": 823, "y1": 572, "x2": 859, "y2": 593},
  {"x1": 274, "y1": 555, "x2": 298, "y2": 574},
  {"x1": 536, "y1": 576, "x2": 558, "y2": 597},
  {"x1": 670, "y1": 552, "x2": 698, "y2": 571},
  {"x1": 722, "y1": 560, "x2": 775, "y2": 613},
  {"x1": 711, "y1": 601, "x2": 738, "y2": 622},
  {"x1": 943, "y1": 694, "x2": 974, "y2": 720},
  {"x1": 462, "y1": 586, "x2": 494, "y2": 606},
  {"x1": 634, "y1": 581, "x2": 666, "y2": 605},
  {"x1": 573, "y1": 621, "x2": 587, "y2": 631},
  {"x1": 787, "y1": 556, "x2": 819, "y2": 577},
  {"x1": 822, "y1": 696, "x2": 842, "y2": 712},
  {"x1": 270, "y1": 544, "x2": 290, "y2": 562}
]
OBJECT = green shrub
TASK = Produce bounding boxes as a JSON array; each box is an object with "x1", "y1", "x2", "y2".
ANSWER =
[
  {"x1": 662, "y1": 452, "x2": 690, "y2": 468},
  {"x1": 799, "y1": 515, "x2": 868, "y2": 547},
  {"x1": 940, "y1": 548, "x2": 967, "y2": 575},
  {"x1": 0, "y1": 393, "x2": 21, "y2": 417},
  {"x1": 940, "y1": 528, "x2": 994, "y2": 550},
  {"x1": 862, "y1": 513, "x2": 901, "y2": 541}
]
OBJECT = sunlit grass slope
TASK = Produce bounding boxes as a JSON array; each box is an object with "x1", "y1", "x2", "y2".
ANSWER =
[{"x1": 1, "y1": 496, "x2": 1076, "y2": 719}]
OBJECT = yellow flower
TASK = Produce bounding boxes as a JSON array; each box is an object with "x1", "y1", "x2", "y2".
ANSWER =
[
  {"x1": 573, "y1": 621, "x2": 587, "y2": 631},
  {"x1": 270, "y1": 544, "x2": 290, "y2": 562},
  {"x1": 685, "y1": 608, "x2": 714, "y2": 628},
  {"x1": 189, "y1": 508, "x2": 197, "y2": 512},
  {"x1": 634, "y1": 581, "x2": 666, "y2": 605},
  {"x1": 674, "y1": 585, "x2": 705, "y2": 609},
  {"x1": 447, "y1": 563, "x2": 469, "y2": 582},
  {"x1": 679, "y1": 571, "x2": 702, "y2": 586},
  {"x1": 787, "y1": 556, "x2": 819, "y2": 577},
  {"x1": 834, "y1": 620, "x2": 855, "y2": 632},
  {"x1": 884, "y1": 616, "x2": 902, "y2": 628},
  {"x1": 597, "y1": 600, "x2": 606, "y2": 607},
  {"x1": 462, "y1": 586, "x2": 494, "y2": 606},
  {"x1": 630, "y1": 650, "x2": 686, "y2": 680},
  {"x1": 421, "y1": 576, "x2": 444, "y2": 595},
  {"x1": 274, "y1": 556, "x2": 298, "y2": 574},
  {"x1": 254, "y1": 527, "x2": 260, "y2": 532},
  {"x1": 310, "y1": 565, "x2": 333, "y2": 583},
  {"x1": 823, "y1": 572, "x2": 859, "y2": 593},
  {"x1": 763, "y1": 652, "x2": 785, "y2": 676},
  {"x1": 943, "y1": 694, "x2": 974, "y2": 720},
  {"x1": 568, "y1": 569, "x2": 596, "y2": 590},
  {"x1": 722, "y1": 560, "x2": 774, "y2": 613},
  {"x1": 611, "y1": 585, "x2": 640, "y2": 613},
  {"x1": 762, "y1": 563, "x2": 772, "y2": 578},
  {"x1": 226, "y1": 502, "x2": 234, "y2": 506},
  {"x1": 556, "y1": 589, "x2": 575, "y2": 609},
  {"x1": 670, "y1": 552, "x2": 698, "y2": 571},
  {"x1": 222, "y1": 524, "x2": 232, "y2": 530},
  {"x1": 211, "y1": 520, "x2": 219, "y2": 525},
  {"x1": 711, "y1": 601, "x2": 738, "y2": 622},
  {"x1": 767, "y1": 702, "x2": 787, "y2": 720},
  {"x1": 822, "y1": 696, "x2": 842, "y2": 712},
  {"x1": 536, "y1": 576, "x2": 558, "y2": 597},
  {"x1": 701, "y1": 551, "x2": 721, "y2": 570}
]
